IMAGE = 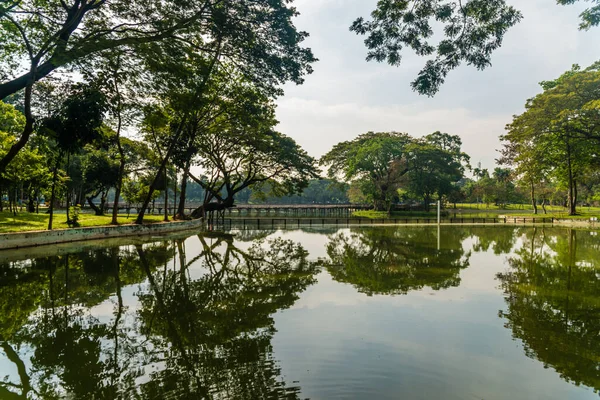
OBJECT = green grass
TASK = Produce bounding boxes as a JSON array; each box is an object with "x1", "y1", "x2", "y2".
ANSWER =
[
  {"x1": 354, "y1": 210, "x2": 439, "y2": 219},
  {"x1": 453, "y1": 203, "x2": 600, "y2": 213},
  {"x1": 0, "y1": 211, "x2": 165, "y2": 233},
  {"x1": 354, "y1": 205, "x2": 600, "y2": 220}
]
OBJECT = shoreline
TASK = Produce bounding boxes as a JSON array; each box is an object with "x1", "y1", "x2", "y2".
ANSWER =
[
  {"x1": 1, "y1": 217, "x2": 598, "y2": 252},
  {"x1": 0, "y1": 219, "x2": 204, "y2": 251}
]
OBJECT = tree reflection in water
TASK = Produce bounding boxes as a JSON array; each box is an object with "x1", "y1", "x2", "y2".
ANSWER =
[
  {"x1": 498, "y1": 228, "x2": 600, "y2": 393},
  {"x1": 320, "y1": 226, "x2": 472, "y2": 296},
  {"x1": 1, "y1": 226, "x2": 598, "y2": 398},
  {"x1": 0, "y1": 235, "x2": 317, "y2": 399}
]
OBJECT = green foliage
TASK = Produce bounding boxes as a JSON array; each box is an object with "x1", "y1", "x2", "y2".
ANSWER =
[
  {"x1": 0, "y1": 0, "x2": 315, "y2": 100},
  {"x1": 321, "y1": 132, "x2": 412, "y2": 211},
  {"x1": 40, "y1": 84, "x2": 107, "y2": 153},
  {"x1": 352, "y1": 0, "x2": 522, "y2": 95},
  {"x1": 405, "y1": 132, "x2": 469, "y2": 210},
  {"x1": 321, "y1": 226, "x2": 471, "y2": 296},
  {"x1": 122, "y1": 176, "x2": 159, "y2": 208},
  {"x1": 0, "y1": 101, "x2": 51, "y2": 208},
  {"x1": 353, "y1": 0, "x2": 599, "y2": 95},
  {"x1": 248, "y1": 179, "x2": 349, "y2": 205},
  {"x1": 0, "y1": 234, "x2": 317, "y2": 398},
  {"x1": 498, "y1": 229, "x2": 600, "y2": 392},
  {"x1": 322, "y1": 131, "x2": 469, "y2": 211},
  {"x1": 502, "y1": 62, "x2": 600, "y2": 215},
  {"x1": 68, "y1": 204, "x2": 81, "y2": 227}
]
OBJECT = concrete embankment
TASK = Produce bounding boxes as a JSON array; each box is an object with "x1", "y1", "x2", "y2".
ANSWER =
[
  {"x1": 0, "y1": 219, "x2": 204, "y2": 251},
  {"x1": 500, "y1": 215, "x2": 600, "y2": 227}
]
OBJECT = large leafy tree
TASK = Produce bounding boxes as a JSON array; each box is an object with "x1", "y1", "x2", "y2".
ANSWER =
[
  {"x1": 503, "y1": 64, "x2": 600, "y2": 215},
  {"x1": 0, "y1": 0, "x2": 315, "y2": 174},
  {"x1": 188, "y1": 83, "x2": 318, "y2": 218},
  {"x1": 406, "y1": 132, "x2": 469, "y2": 210},
  {"x1": 40, "y1": 83, "x2": 107, "y2": 228},
  {"x1": 353, "y1": 0, "x2": 599, "y2": 96},
  {"x1": 130, "y1": 10, "x2": 316, "y2": 223},
  {"x1": 321, "y1": 132, "x2": 413, "y2": 211},
  {"x1": 0, "y1": 101, "x2": 50, "y2": 213}
]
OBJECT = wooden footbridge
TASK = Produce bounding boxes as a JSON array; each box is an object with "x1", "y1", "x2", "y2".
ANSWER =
[
  {"x1": 107, "y1": 203, "x2": 372, "y2": 218},
  {"x1": 224, "y1": 204, "x2": 371, "y2": 217}
]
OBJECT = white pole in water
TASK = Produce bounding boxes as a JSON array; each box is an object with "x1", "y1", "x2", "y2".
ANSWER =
[{"x1": 437, "y1": 200, "x2": 441, "y2": 250}]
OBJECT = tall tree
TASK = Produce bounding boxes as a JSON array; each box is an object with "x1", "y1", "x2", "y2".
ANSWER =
[
  {"x1": 321, "y1": 132, "x2": 412, "y2": 212},
  {"x1": 503, "y1": 64, "x2": 600, "y2": 215},
  {"x1": 40, "y1": 83, "x2": 107, "y2": 229},
  {"x1": 406, "y1": 132, "x2": 469, "y2": 210},
  {"x1": 0, "y1": 0, "x2": 315, "y2": 174}
]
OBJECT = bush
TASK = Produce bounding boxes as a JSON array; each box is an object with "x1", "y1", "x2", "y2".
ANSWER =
[{"x1": 69, "y1": 204, "x2": 81, "y2": 227}]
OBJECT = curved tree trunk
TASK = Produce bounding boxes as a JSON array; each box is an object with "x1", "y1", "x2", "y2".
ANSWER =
[
  {"x1": 87, "y1": 196, "x2": 103, "y2": 215},
  {"x1": 191, "y1": 198, "x2": 234, "y2": 219},
  {"x1": 176, "y1": 162, "x2": 191, "y2": 219},
  {"x1": 0, "y1": 81, "x2": 35, "y2": 175},
  {"x1": 100, "y1": 191, "x2": 108, "y2": 215}
]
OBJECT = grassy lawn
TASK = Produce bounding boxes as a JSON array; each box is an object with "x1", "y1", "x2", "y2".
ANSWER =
[
  {"x1": 354, "y1": 205, "x2": 600, "y2": 220},
  {"x1": 354, "y1": 210, "x2": 439, "y2": 219},
  {"x1": 0, "y1": 211, "x2": 165, "y2": 233}
]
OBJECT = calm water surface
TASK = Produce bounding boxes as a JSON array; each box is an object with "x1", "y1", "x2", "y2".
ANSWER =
[{"x1": 0, "y1": 226, "x2": 598, "y2": 399}]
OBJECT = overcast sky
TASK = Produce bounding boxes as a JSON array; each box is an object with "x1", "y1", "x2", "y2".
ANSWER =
[{"x1": 275, "y1": 0, "x2": 600, "y2": 171}]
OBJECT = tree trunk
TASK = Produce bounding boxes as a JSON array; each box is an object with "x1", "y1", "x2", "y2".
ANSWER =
[
  {"x1": 542, "y1": 198, "x2": 547, "y2": 214},
  {"x1": 100, "y1": 191, "x2": 107, "y2": 215},
  {"x1": 0, "y1": 81, "x2": 35, "y2": 175},
  {"x1": 572, "y1": 180, "x2": 578, "y2": 215},
  {"x1": 163, "y1": 167, "x2": 169, "y2": 222},
  {"x1": 48, "y1": 154, "x2": 61, "y2": 230},
  {"x1": 27, "y1": 188, "x2": 35, "y2": 212},
  {"x1": 531, "y1": 180, "x2": 537, "y2": 215},
  {"x1": 135, "y1": 154, "x2": 171, "y2": 225},
  {"x1": 173, "y1": 168, "x2": 178, "y2": 219},
  {"x1": 176, "y1": 162, "x2": 190, "y2": 219},
  {"x1": 112, "y1": 145, "x2": 125, "y2": 224},
  {"x1": 87, "y1": 195, "x2": 103, "y2": 215},
  {"x1": 65, "y1": 152, "x2": 71, "y2": 224},
  {"x1": 0, "y1": 184, "x2": 3, "y2": 212},
  {"x1": 111, "y1": 90, "x2": 125, "y2": 225},
  {"x1": 566, "y1": 142, "x2": 576, "y2": 216},
  {"x1": 11, "y1": 187, "x2": 16, "y2": 216}
]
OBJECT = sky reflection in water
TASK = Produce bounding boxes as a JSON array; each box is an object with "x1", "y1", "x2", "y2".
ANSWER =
[{"x1": 0, "y1": 226, "x2": 598, "y2": 399}]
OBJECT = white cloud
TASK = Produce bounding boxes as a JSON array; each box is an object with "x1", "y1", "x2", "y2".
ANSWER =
[
  {"x1": 276, "y1": 0, "x2": 600, "y2": 171},
  {"x1": 277, "y1": 98, "x2": 509, "y2": 169}
]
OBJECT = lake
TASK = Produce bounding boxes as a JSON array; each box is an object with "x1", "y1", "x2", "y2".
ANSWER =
[{"x1": 0, "y1": 225, "x2": 598, "y2": 399}]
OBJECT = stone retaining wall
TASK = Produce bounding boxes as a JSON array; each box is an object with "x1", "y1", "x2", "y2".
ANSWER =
[
  {"x1": 0, "y1": 219, "x2": 204, "y2": 250},
  {"x1": 500, "y1": 216, "x2": 600, "y2": 227}
]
